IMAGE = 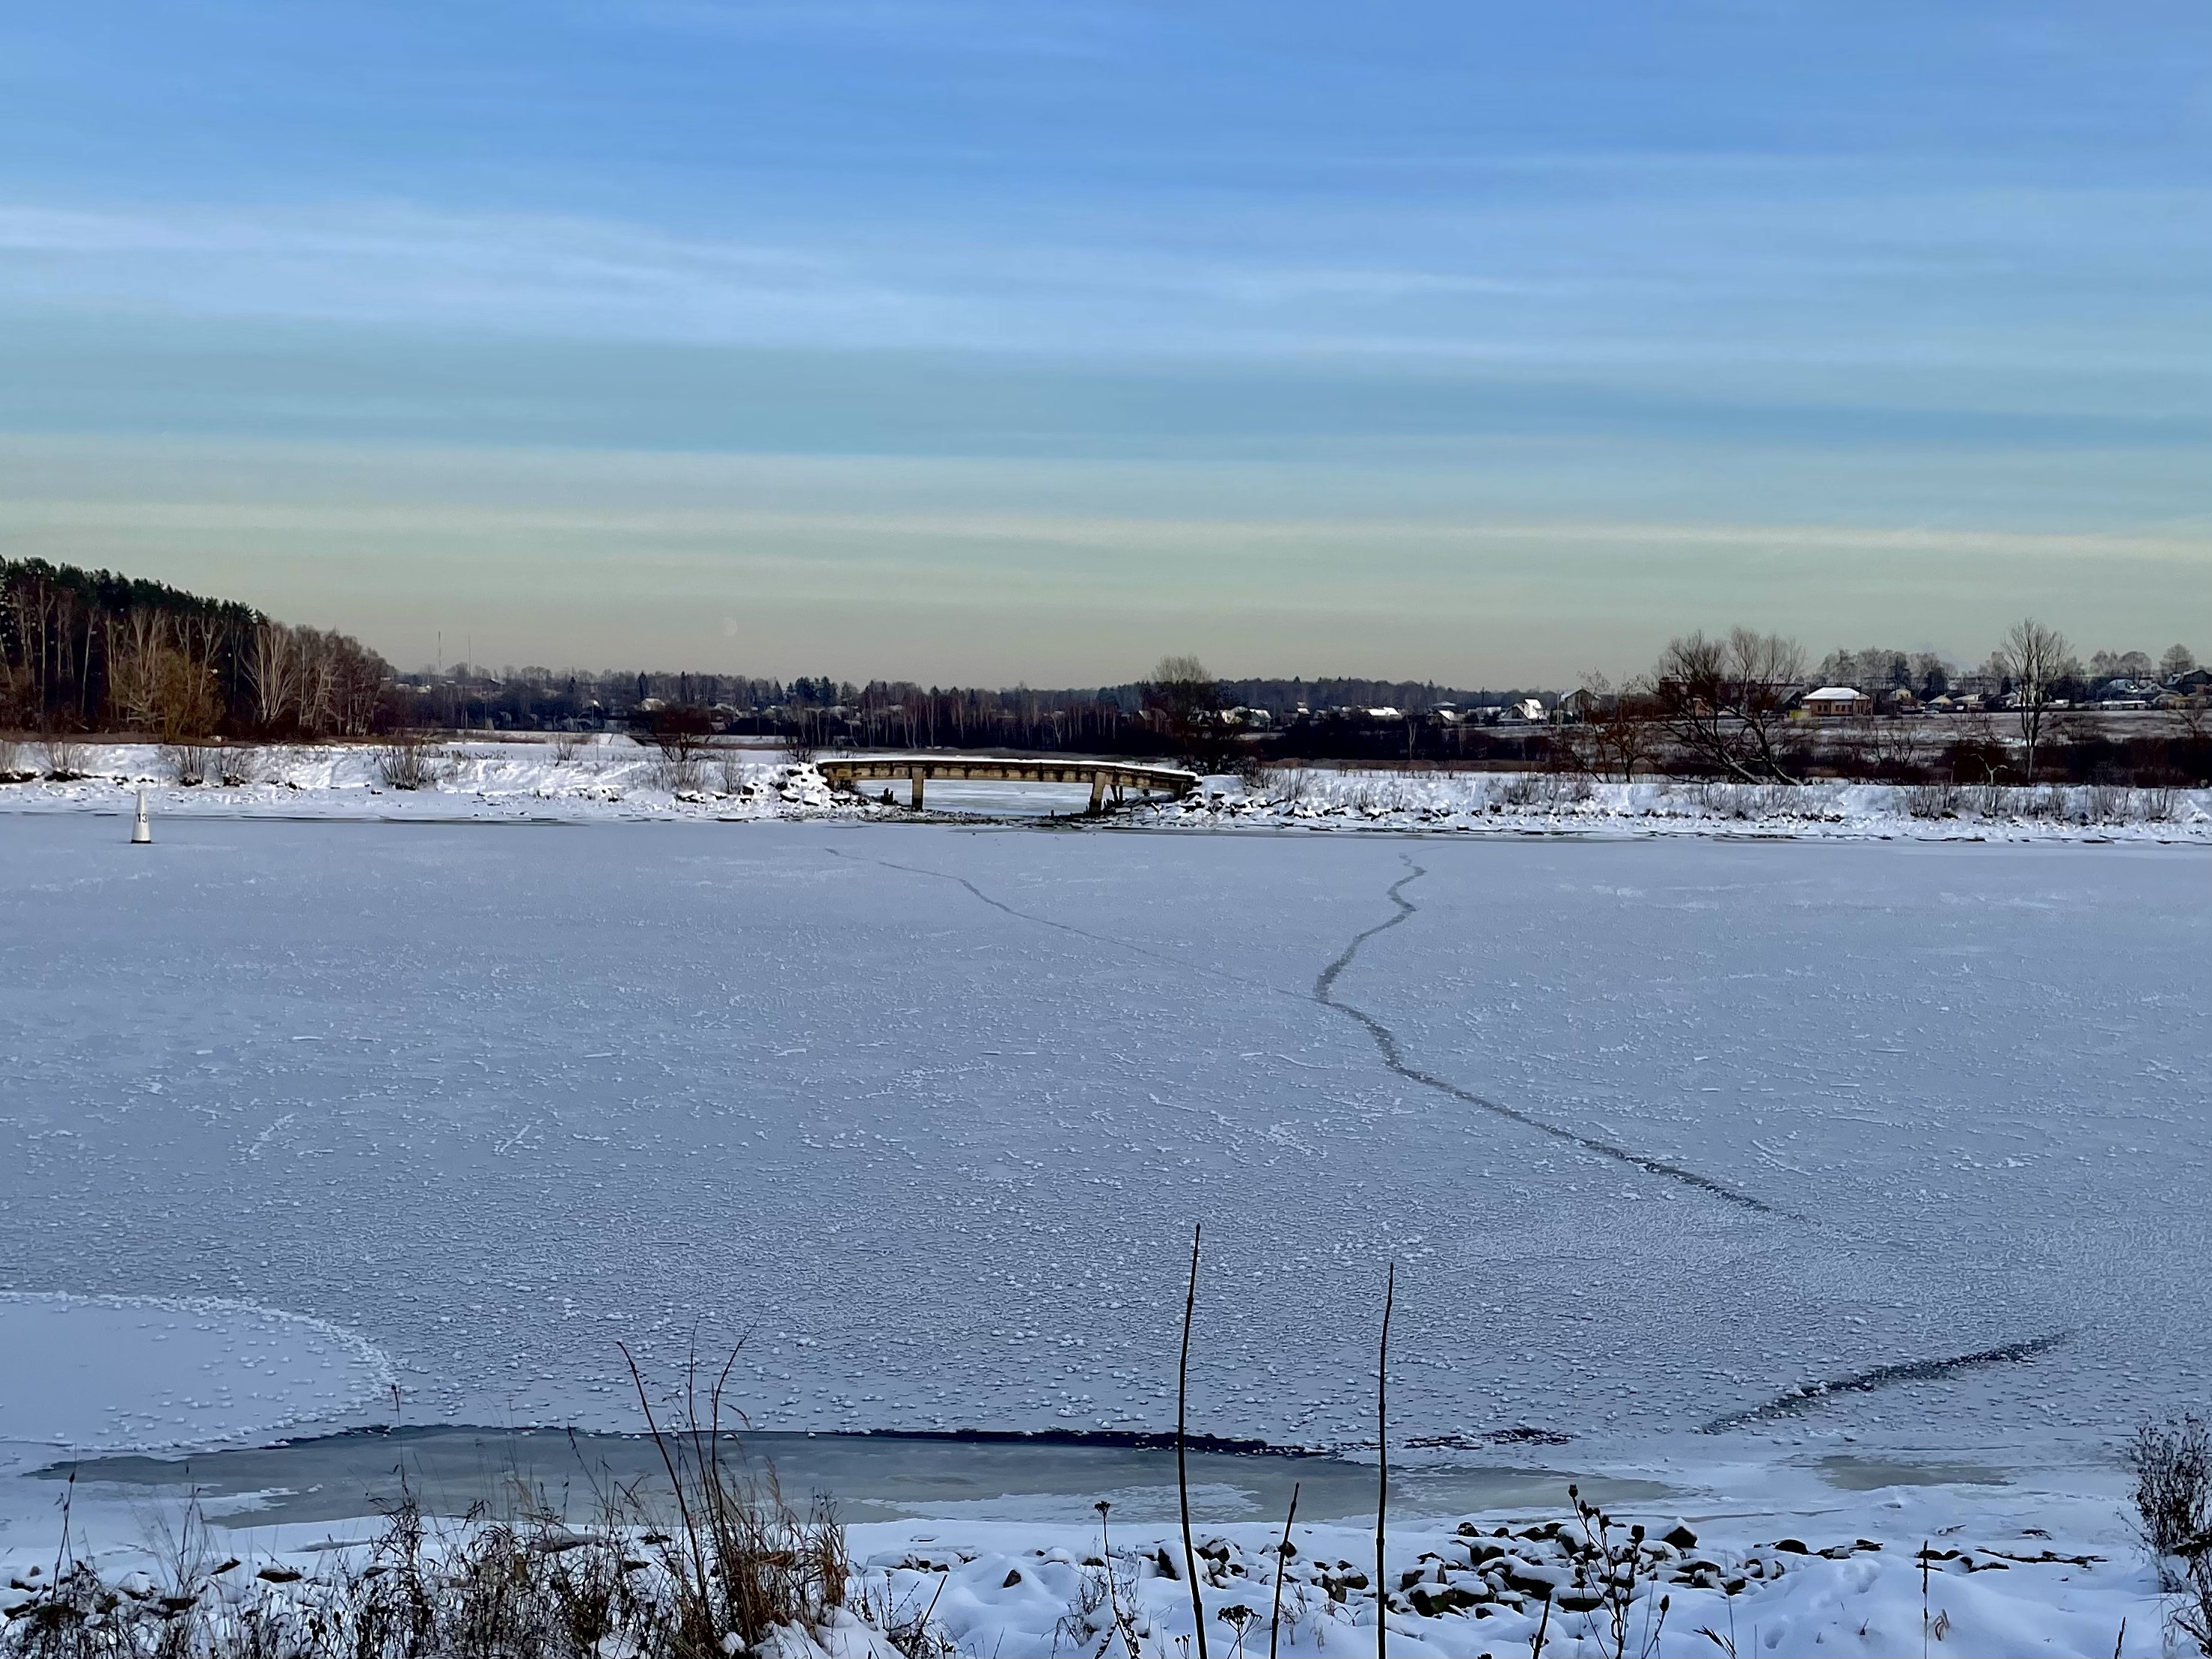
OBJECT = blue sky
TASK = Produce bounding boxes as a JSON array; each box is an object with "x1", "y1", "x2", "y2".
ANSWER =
[{"x1": 1, "y1": 2, "x2": 2205, "y2": 680}]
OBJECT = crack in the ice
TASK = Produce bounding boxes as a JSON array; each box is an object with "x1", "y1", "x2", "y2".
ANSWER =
[
  {"x1": 836, "y1": 842, "x2": 1773, "y2": 1212},
  {"x1": 1697, "y1": 1332, "x2": 2071, "y2": 1432},
  {"x1": 822, "y1": 845, "x2": 1277, "y2": 993},
  {"x1": 1314, "y1": 856, "x2": 1780, "y2": 1215}
]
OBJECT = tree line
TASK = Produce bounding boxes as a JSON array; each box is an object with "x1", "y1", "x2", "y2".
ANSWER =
[
  {"x1": 7, "y1": 558, "x2": 2202, "y2": 789},
  {"x1": 1, "y1": 558, "x2": 387, "y2": 739},
  {"x1": 1562, "y1": 622, "x2": 2207, "y2": 787}
]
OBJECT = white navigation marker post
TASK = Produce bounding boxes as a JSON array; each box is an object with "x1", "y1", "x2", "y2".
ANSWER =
[{"x1": 131, "y1": 788, "x2": 152, "y2": 845}]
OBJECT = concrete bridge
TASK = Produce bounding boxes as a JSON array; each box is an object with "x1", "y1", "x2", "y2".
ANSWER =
[{"x1": 816, "y1": 754, "x2": 1200, "y2": 813}]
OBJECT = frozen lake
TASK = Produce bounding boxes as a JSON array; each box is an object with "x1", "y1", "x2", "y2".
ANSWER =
[{"x1": 2, "y1": 815, "x2": 2206, "y2": 1491}]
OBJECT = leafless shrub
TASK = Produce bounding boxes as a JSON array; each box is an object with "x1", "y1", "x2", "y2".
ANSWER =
[
  {"x1": 1258, "y1": 766, "x2": 1310, "y2": 805},
  {"x1": 2128, "y1": 1412, "x2": 2212, "y2": 1654},
  {"x1": 549, "y1": 733, "x2": 585, "y2": 765},
  {"x1": 40, "y1": 739, "x2": 89, "y2": 780},
  {"x1": 2130, "y1": 1412, "x2": 2212, "y2": 1568},
  {"x1": 374, "y1": 735, "x2": 449, "y2": 791},
  {"x1": 647, "y1": 707, "x2": 715, "y2": 787},
  {"x1": 163, "y1": 742, "x2": 210, "y2": 786},
  {"x1": 717, "y1": 752, "x2": 751, "y2": 797},
  {"x1": 214, "y1": 745, "x2": 263, "y2": 788},
  {"x1": 0, "y1": 736, "x2": 22, "y2": 780},
  {"x1": 2083, "y1": 783, "x2": 2127, "y2": 825},
  {"x1": 1565, "y1": 1484, "x2": 1670, "y2": 1659},
  {"x1": 1054, "y1": 1502, "x2": 1146, "y2": 1659},
  {"x1": 1496, "y1": 773, "x2": 1548, "y2": 808},
  {"x1": 1494, "y1": 773, "x2": 1590, "y2": 811},
  {"x1": 1683, "y1": 781, "x2": 1776, "y2": 820},
  {"x1": 655, "y1": 756, "x2": 705, "y2": 793},
  {"x1": 878, "y1": 1581, "x2": 960, "y2": 1659},
  {"x1": 1905, "y1": 782, "x2": 1960, "y2": 819},
  {"x1": 2143, "y1": 787, "x2": 2177, "y2": 822}
]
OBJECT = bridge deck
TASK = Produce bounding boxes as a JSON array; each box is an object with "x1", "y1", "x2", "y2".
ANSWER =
[{"x1": 816, "y1": 755, "x2": 1197, "y2": 813}]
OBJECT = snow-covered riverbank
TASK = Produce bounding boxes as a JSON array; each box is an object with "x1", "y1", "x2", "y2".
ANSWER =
[
  {"x1": 0, "y1": 1473, "x2": 2174, "y2": 1658},
  {"x1": 4, "y1": 739, "x2": 2208, "y2": 842}
]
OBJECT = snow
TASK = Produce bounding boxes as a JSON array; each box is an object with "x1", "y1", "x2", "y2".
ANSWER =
[
  {"x1": 2, "y1": 782, "x2": 2206, "y2": 1654},
  {"x1": 2, "y1": 740, "x2": 2206, "y2": 840},
  {"x1": 0, "y1": 1492, "x2": 2179, "y2": 1657}
]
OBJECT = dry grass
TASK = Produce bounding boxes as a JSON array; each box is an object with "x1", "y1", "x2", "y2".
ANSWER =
[{"x1": 1, "y1": 1354, "x2": 880, "y2": 1659}]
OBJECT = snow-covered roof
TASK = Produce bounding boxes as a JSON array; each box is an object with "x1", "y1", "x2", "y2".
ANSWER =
[{"x1": 1803, "y1": 686, "x2": 1866, "y2": 702}]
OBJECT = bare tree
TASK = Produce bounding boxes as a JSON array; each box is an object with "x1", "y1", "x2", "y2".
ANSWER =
[
  {"x1": 107, "y1": 607, "x2": 169, "y2": 731},
  {"x1": 1651, "y1": 628, "x2": 1807, "y2": 783},
  {"x1": 249, "y1": 621, "x2": 305, "y2": 730},
  {"x1": 1562, "y1": 673, "x2": 1657, "y2": 781},
  {"x1": 1996, "y1": 617, "x2": 2074, "y2": 781},
  {"x1": 650, "y1": 704, "x2": 715, "y2": 789},
  {"x1": 1146, "y1": 654, "x2": 1223, "y2": 765}
]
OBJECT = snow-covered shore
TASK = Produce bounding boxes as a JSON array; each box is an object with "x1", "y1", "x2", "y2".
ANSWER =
[
  {"x1": 3, "y1": 739, "x2": 2208, "y2": 843},
  {"x1": 0, "y1": 1479, "x2": 2176, "y2": 1658},
  {"x1": 1148, "y1": 769, "x2": 2212, "y2": 845}
]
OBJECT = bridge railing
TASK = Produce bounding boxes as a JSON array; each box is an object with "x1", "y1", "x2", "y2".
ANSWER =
[{"x1": 814, "y1": 755, "x2": 1197, "y2": 813}]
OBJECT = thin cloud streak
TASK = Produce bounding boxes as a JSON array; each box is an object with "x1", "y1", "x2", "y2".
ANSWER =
[{"x1": 1, "y1": 178, "x2": 2202, "y2": 374}]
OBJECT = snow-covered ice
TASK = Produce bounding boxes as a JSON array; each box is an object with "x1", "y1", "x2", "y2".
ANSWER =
[
  {"x1": 2, "y1": 799, "x2": 2206, "y2": 1653},
  {"x1": 4, "y1": 812, "x2": 2205, "y2": 1449}
]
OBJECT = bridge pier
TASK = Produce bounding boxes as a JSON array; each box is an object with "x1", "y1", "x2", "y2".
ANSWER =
[
  {"x1": 910, "y1": 766, "x2": 925, "y2": 811},
  {"x1": 1088, "y1": 771, "x2": 1107, "y2": 814}
]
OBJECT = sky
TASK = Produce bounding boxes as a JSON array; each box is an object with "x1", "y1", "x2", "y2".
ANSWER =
[{"x1": 1, "y1": 1, "x2": 2206, "y2": 685}]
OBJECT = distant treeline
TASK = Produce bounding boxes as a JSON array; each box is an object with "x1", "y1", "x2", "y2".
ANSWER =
[
  {"x1": 391, "y1": 667, "x2": 1552, "y2": 760},
  {"x1": 1, "y1": 558, "x2": 387, "y2": 738},
  {"x1": 10, "y1": 560, "x2": 2202, "y2": 786}
]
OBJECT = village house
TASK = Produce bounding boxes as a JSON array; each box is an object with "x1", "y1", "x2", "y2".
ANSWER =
[{"x1": 1800, "y1": 686, "x2": 1872, "y2": 718}]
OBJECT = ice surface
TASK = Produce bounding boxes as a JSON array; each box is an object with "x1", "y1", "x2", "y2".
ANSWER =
[
  {"x1": 0, "y1": 1293, "x2": 393, "y2": 1450},
  {"x1": 3, "y1": 812, "x2": 2205, "y2": 1482}
]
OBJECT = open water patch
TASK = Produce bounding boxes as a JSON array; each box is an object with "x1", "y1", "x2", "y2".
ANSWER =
[{"x1": 26, "y1": 1426, "x2": 1670, "y2": 1529}]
